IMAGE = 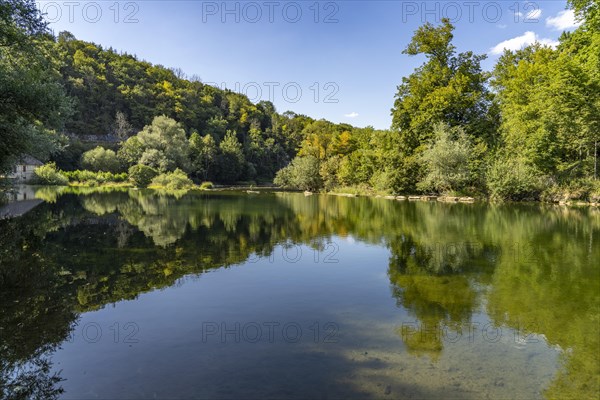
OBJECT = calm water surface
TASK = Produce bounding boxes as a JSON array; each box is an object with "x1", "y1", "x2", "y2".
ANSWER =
[{"x1": 0, "y1": 188, "x2": 598, "y2": 399}]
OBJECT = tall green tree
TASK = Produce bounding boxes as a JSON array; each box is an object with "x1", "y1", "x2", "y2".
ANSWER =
[
  {"x1": 217, "y1": 131, "x2": 245, "y2": 183},
  {"x1": 118, "y1": 116, "x2": 189, "y2": 172},
  {"x1": 189, "y1": 132, "x2": 217, "y2": 181},
  {"x1": 389, "y1": 18, "x2": 495, "y2": 193},
  {"x1": 391, "y1": 18, "x2": 495, "y2": 147}
]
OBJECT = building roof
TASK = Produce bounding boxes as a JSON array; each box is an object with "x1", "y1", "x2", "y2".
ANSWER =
[
  {"x1": 18, "y1": 154, "x2": 44, "y2": 166},
  {"x1": 0, "y1": 199, "x2": 43, "y2": 219}
]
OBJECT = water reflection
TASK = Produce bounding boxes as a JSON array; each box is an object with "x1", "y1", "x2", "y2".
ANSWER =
[{"x1": 0, "y1": 188, "x2": 598, "y2": 399}]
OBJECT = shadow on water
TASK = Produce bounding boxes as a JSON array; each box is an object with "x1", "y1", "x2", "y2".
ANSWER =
[{"x1": 0, "y1": 187, "x2": 598, "y2": 399}]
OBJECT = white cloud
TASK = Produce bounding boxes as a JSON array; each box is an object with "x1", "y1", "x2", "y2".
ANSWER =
[
  {"x1": 497, "y1": 24, "x2": 508, "y2": 29},
  {"x1": 344, "y1": 112, "x2": 359, "y2": 118},
  {"x1": 490, "y1": 31, "x2": 559, "y2": 55},
  {"x1": 526, "y1": 8, "x2": 542, "y2": 20},
  {"x1": 514, "y1": 11, "x2": 524, "y2": 18},
  {"x1": 546, "y1": 10, "x2": 581, "y2": 30}
]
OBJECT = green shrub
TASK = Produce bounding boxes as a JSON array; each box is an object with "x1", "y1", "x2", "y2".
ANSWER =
[
  {"x1": 150, "y1": 168, "x2": 193, "y2": 190},
  {"x1": 319, "y1": 155, "x2": 342, "y2": 190},
  {"x1": 128, "y1": 164, "x2": 158, "y2": 188},
  {"x1": 370, "y1": 169, "x2": 394, "y2": 192},
  {"x1": 64, "y1": 170, "x2": 128, "y2": 184},
  {"x1": 486, "y1": 157, "x2": 544, "y2": 201},
  {"x1": 369, "y1": 155, "x2": 421, "y2": 194},
  {"x1": 591, "y1": 181, "x2": 600, "y2": 203},
  {"x1": 199, "y1": 181, "x2": 214, "y2": 190},
  {"x1": 216, "y1": 131, "x2": 245, "y2": 183},
  {"x1": 273, "y1": 165, "x2": 293, "y2": 188},
  {"x1": 541, "y1": 179, "x2": 600, "y2": 203},
  {"x1": 274, "y1": 156, "x2": 322, "y2": 191},
  {"x1": 33, "y1": 163, "x2": 68, "y2": 185},
  {"x1": 64, "y1": 170, "x2": 93, "y2": 182},
  {"x1": 111, "y1": 172, "x2": 128, "y2": 182},
  {"x1": 80, "y1": 146, "x2": 121, "y2": 172},
  {"x1": 417, "y1": 123, "x2": 472, "y2": 194},
  {"x1": 337, "y1": 153, "x2": 372, "y2": 187}
]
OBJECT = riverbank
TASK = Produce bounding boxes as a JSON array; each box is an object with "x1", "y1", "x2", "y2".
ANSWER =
[
  {"x1": 3, "y1": 180, "x2": 599, "y2": 207},
  {"x1": 319, "y1": 186, "x2": 600, "y2": 207}
]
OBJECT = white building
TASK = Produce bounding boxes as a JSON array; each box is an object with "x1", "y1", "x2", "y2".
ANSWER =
[{"x1": 5, "y1": 155, "x2": 43, "y2": 181}]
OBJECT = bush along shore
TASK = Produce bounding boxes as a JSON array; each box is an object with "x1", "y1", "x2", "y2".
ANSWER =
[
  {"x1": 27, "y1": 163, "x2": 212, "y2": 191},
  {"x1": 24, "y1": 164, "x2": 598, "y2": 207},
  {"x1": 300, "y1": 186, "x2": 600, "y2": 207}
]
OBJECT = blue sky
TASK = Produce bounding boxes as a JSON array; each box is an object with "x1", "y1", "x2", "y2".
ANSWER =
[{"x1": 41, "y1": 1, "x2": 580, "y2": 129}]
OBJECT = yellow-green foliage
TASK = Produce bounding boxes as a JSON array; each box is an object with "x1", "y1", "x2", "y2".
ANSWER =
[
  {"x1": 486, "y1": 156, "x2": 544, "y2": 201},
  {"x1": 64, "y1": 170, "x2": 128, "y2": 185},
  {"x1": 150, "y1": 168, "x2": 193, "y2": 190},
  {"x1": 33, "y1": 163, "x2": 68, "y2": 185},
  {"x1": 128, "y1": 164, "x2": 158, "y2": 188},
  {"x1": 80, "y1": 146, "x2": 121, "y2": 173}
]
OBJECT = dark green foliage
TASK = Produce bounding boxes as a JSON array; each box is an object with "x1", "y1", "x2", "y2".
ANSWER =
[
  {"x1": 0, "y1": 0, "x2": 71, "y2": 173},
  {"x1": 189, "y1": 132, "x2": 218, "y2": 181},
  {"x1": 217, "y1": 131, "x2": 245, "y2": 183},
  {"x1": 50, "y1": 138, "x2": 90, "y2": 171},
  {"x1": 46, "y1": 32, "x2": 318, "y2": 182},
  {"x1": 128, "y1": 164, "x2": 158, "y2": 188}
]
